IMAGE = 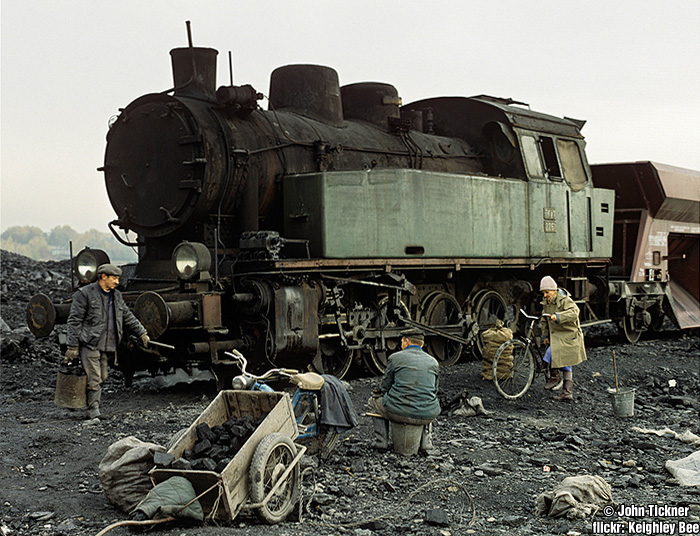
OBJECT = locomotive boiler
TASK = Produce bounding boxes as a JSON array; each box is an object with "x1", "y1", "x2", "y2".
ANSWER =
[{"x1": 28, "y1": 32, "x2": 697, "y2": 387}]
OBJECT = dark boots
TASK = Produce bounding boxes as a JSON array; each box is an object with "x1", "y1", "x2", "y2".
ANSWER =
[
  {"x1": 86, "y1": 388, "x2": 102, "y2": 419},
  {"x1": 552, "y1": 370, "x2": 573, "y2": 402},
  {"x1": 372, "y1": 417, "x2": 390, "y2": 450},
  {"x1": 544, "y1": 368, "x2": 564, "y2": 391}
]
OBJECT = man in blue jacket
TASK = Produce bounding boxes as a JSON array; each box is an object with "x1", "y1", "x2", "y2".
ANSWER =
[
  {"x1": 367, "y1": 328, "x2": 440, "y2": 454},
  {"x1": 64, "y1": 264, "x2": 149, "y2": 419}
]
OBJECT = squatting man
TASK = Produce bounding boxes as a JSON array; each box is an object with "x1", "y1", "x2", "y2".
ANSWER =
[
  {"x1": 367, "y1": 328, "x2": 441, "y2": 454},
  {"x1": 64, "y1": 264, "x2": 149, "y2": 419}
]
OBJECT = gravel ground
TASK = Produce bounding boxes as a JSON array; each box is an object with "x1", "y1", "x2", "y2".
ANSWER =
[{"x1": 1, "y1": 250, "x2": 699, "y2": 536}]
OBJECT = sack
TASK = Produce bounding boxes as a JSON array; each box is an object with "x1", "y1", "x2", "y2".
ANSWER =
[
  {"x1": 98, "y1": 436, "x2": 165, "y2": 512},
  {"x1": 535, "y1": 475, "x2": 613, "y2": 519},
  {"x1": 481, "y1": 320, "x2": 513, "y2": 380}
]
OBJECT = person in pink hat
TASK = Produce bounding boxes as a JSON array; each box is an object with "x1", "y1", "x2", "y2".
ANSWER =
[{"x1": 539, "y1": 276, "x2": 587, "y2": 401}]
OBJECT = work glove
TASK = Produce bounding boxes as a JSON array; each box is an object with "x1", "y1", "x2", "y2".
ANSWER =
[
  {"x1": 140, "y1": 333, "x2": 150, "y2": 347},
  {"x1": 64, "y1": 346, "x2": 79, "y2": 363}
]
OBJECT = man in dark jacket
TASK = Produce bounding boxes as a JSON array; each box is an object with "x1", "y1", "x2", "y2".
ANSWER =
[
  {"x1": 367, "y1": 328, "x2": 440, "y2": 454},
  {"x1": 64, "y1": 264, "x2": 149, "y2": 419}
]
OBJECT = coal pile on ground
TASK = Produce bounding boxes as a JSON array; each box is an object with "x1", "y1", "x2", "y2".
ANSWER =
[
  {"x1": 1, "y1": 250, "x2": 72, "y2": 363},
  {"x1": 1, "y1": 249, "x2": 699, "y2": 535}
]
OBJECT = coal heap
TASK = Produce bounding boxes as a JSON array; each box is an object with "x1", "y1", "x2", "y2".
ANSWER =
[
  {"x1": 156, "y1": 414, "x2": 267, "y2": 473},
  {"x1": 1, "y1": 250, "x2": 73, "y2": 362}
]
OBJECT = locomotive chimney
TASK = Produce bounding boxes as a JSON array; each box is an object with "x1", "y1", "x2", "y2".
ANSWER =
[
  {"x1": 269, "y1": 65, "x2": 343, "y2": 127},
  {"x1": 170, "y1": 46, "x2": 219, "y2": 101}
]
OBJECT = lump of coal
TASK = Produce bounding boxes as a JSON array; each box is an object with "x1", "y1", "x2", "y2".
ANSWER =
[
  {"x1": 191, "y1": 458, "x2": 217, "y2": 471},
  {"x1": 195, "y1": 423, "x2": 217, "y2": 443},
  {"x1": 153, "y1": 451, "x2": 175, "y2": 468},
  {"x1": 171, "y1": 458, "x2": 192, "y2": 470},
  {"x1": 193, "y1": 438, "x2": 212, "y2": 457}
]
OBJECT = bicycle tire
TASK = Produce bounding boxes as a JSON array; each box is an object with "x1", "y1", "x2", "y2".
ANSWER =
[
  {"x1": 492, "y1": 339, "x2": 535, "y2": 399},
  {"x1": 249, "y1": 433, "x2": 300, "y2": 524}
]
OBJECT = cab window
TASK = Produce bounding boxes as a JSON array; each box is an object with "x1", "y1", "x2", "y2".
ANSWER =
[
  {"x1": 540, "y1": 136, "x2": 562, "y2": 179},
  {"x1": 521, "y1": 135, "x2": 543, "y2": 178},
  {"x1": 557, "y1": 139, "x2": 588, "y2": 192}
]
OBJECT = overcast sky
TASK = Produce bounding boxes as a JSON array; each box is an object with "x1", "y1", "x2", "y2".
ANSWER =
[{"x1": 2, "y1": 0, "x2": 699, "y2": 234}]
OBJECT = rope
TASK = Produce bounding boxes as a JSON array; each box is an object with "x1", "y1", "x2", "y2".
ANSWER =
[
  {"x1": 205, "y1": 481, "x2": 226, "y2": 524},
  {"x1": 298, "y1": 476, "x2": 475, "y2": 529},
  {"x1": 94, "y1": 516, "x2": 176, "y2": 536}
]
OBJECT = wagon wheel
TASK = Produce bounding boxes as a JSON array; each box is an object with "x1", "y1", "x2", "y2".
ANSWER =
[
  {"x1": 249, "y1": 433, "x2": 300, "y2": 524},
  {"x1": 472, "y1": 290, "x2": 507, "y2": 357},
  {"x1": 420, "y1": 292, "x2": 463, "y2": 366},
  {"x1": 362, "y1": 297, "x2": 410, "y2": 375},
  {"x1": 619, "y1": 314, "x2": 643, "y2": 344},
  {"x1": 312, "y1": 338, "x2": 354, "y2": 380}
]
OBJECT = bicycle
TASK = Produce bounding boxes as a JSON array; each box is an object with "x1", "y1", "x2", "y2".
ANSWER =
[
  {"x1": 224, "y1": 350, "x2": 343, "y2": 459},
  {"x1": 492, "y1": 309, "x2": 550, "y2": 399}
]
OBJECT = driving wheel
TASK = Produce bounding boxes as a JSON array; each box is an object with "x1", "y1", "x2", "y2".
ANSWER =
[
  {"x1": 420, "y1": 291, "x2": 463, "y2": 366},
  {"x1": 312, "y1": 338, "x2": 354, "y2": 379}
]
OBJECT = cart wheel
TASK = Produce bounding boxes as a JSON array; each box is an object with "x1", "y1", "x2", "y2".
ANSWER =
[{"x1": 249, "y1": 433, "x2": 300, "y2": 524}]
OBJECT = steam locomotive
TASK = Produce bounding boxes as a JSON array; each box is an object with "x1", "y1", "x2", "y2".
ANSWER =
[{"x1": 27, "y1": 35, "x2": 700, "y2": 386}]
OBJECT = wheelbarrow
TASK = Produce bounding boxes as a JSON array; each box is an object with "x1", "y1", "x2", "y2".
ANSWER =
[{"x1": 150, "y1": 390, "x2": 305, "y2": 524}]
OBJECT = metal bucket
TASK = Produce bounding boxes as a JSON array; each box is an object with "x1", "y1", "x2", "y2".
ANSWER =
[
  {"x1": 391, "y1": 423, "x2": 423, "y2": 456},
  {"x1": 609, "y1": 387, "x2": 635, "y2": 418},
  {"x1": 55, "y1": 364, "x2": 87, "y2": 408}
]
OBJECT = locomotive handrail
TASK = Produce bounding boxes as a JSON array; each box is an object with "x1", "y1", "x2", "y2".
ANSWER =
[{"x1": 108, "y1": 220, "x2": 139, "y2": 247}]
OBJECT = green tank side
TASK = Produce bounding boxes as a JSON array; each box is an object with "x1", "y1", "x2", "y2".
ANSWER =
[{"x1": 283, "y1": 168, "x2": 614, "y2": 260}]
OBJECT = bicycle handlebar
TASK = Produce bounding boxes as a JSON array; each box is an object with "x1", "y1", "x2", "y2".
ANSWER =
[
  {"x1": 224, "y1": 350, "x2": 297, "y2": 381},
  {"x1": 520, "y1": 309, "x2": 550, "y2": 321}
]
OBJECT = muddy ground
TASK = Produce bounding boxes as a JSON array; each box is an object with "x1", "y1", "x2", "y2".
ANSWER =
[{"x1": 1, "y1": 250, "x2": 699, "y2": 536}]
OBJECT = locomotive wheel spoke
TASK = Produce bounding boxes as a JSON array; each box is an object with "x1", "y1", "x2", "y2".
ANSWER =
[{"x1": 421, "y1": 292, "x2": 463, "y2": 366}]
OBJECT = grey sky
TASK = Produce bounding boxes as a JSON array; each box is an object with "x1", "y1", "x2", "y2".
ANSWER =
[{"x1": 2, "y1": 0, "x2": 699, "y2": 234}]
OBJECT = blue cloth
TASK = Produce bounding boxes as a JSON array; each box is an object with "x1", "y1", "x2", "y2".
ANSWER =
[
  {"x1": 319, "y1": 375, "x2": 359, "y2": 433},
  {"x1": 543, "y1": 346, "x2": 572, "y2": 372}
]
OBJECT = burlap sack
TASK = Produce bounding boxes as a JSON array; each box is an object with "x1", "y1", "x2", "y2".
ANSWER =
[
  {"x1": 98, "y1": 436, "x2": 165, "y2": 512},
  {"x1": 481, "y1": 320, "x2": 513, "y2": 380}
]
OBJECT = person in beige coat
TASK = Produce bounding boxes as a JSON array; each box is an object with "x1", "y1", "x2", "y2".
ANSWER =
[{"x1": 539, "y1": 276, "x2": 587, "y2": 401}]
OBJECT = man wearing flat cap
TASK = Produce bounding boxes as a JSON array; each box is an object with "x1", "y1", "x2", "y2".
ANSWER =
[
  {"x1": 367, "y1": 327, "x2": 441, "y2": 454},
  {"x1": 65, "y1": 263, "x2": 149, "y2": 419}
]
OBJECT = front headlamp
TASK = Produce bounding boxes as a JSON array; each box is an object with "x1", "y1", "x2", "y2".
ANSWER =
[
  {"x1": 172, "y1": 241, "x2": 211, "y2": 280},
  {"x1": 74, "y1": 248, "x2": 110, "y2": 285}
]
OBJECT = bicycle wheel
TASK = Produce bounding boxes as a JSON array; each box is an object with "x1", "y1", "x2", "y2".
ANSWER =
[
  {"x1": 492, "y1": 339, "x2": 534, "y2": 399},
  {"x1": 249, "y1": 433, "x2": 300, "y2": 524}
]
